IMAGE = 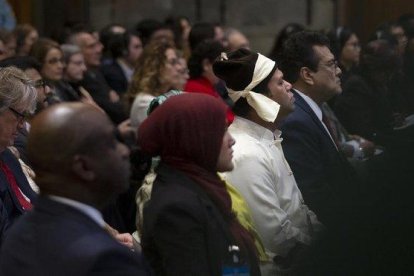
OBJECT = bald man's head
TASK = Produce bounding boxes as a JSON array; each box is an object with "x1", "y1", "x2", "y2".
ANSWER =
[
  {"x1": 225, "y1": 29, "x2": 250, "y2": 52},
  {"x1": 27, "y1": 103, "x2": 130, "y2": 205}
]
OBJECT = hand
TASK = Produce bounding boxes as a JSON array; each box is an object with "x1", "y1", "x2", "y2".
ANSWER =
[
  {"x1": 109, "y1": 90, "x2": 120, "y2": 103},
  {"x1": 114, "y1": 233, "x2": 135, "y2": 250},
  {"x1": 359, "y1": 139, "x2": 375, "y2": 158},
  {"x1": 78, "y1": 86, "x2": 104, "y2": 113},
  {"x1": 117, "y1": 119, "x2": 136, "y2": 142}
]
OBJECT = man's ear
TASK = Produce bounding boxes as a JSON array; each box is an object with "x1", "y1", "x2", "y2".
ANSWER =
[
  {"x1": 300, "y1": 67, "x2": 315, "y2": 86},
  {"x1": 72, "y1": 155, "x2": 95, "y2": 181}
]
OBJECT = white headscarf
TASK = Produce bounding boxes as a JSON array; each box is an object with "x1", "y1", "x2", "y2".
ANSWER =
[{"x1": 224, "y1": 53, "x2": 280, "y2": 122}]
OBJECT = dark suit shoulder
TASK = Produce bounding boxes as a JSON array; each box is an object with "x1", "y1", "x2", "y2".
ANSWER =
[{"x1": 0, "y1": 198, "x2": 150, "y2": 275}]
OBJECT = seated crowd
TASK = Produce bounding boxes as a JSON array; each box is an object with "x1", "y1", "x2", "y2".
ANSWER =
[{"x1": 0, "y1": 14, "x2": 413, "y2": 275}]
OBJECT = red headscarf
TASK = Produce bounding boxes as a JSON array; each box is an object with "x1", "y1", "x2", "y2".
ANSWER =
[{"x1": 138, "y1": 93, "x2": 257, "y2": 257}]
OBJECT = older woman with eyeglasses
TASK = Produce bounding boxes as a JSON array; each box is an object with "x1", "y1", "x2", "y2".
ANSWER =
[
  {"x1": 127, "y1": 40, "x2": 188, "y2": 129},
  {"x1": 0, "y1": 66, "x2": 37, "y2": 246}
]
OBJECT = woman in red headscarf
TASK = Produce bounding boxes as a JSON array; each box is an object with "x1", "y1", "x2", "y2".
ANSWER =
[{"x1": 138, "y1": 93, "x2": 260, "y2": 275}]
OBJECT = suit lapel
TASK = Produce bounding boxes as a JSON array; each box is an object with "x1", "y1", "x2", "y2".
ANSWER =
[
  {"x1": 293, "y1": 91, "x2": 338, "y2": 151},
  {"x1": 0, "y1": 150, "x2": 36, "y2": 212}
]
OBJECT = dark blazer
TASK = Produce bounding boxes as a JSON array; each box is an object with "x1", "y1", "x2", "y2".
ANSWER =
[
  {"x1": 142, "y1": 163, "x2": 259, "y2": 276},
  {"x1": 79, "y1": 69, "x2": 127, "y2": 124},
  {"x1": 0, "y1": 196, "x2": 151, "y2": 276},
  {"x1": 333, "y1": 74, "x2": 394, "y2": 144},
  {"x1": 0, "y1": 149, "x2": 36, "y2": 226},
  {"x1": 100, "y1": 60, "x2": 129, "y2": 95},
  {"x1": 14, "y1": 127, "x2": 30, "y2": 166},
  {"x1": 279, "y1": 90, "x2": 358, "y2": 228},
  {"x1": 0, "y1": 198, "x2": 9, "y2": 247}
]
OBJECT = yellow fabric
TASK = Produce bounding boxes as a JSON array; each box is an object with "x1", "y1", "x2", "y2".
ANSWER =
[
  {"x1": 134, "y1": 169, "x2": 269, "y2": 262},
  {"x1": 223, "y1": 179, "x2": 269, "y2": 262}
]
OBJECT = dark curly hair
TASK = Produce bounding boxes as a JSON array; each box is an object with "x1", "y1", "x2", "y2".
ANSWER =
[
  {"x1": 188, "y1": 39, "x2": 224, "y2": 79},
  {"x1": 279, "y1": 31, "x2": 330, "y2": 83}
]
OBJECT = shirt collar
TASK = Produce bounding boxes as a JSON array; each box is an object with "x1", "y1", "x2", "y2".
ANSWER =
[
  {"x1": 231, "y1": 116, "x2": 281, "y2": 141},
  {"x1": 294, "y1": 89, "x2": 323, "y2": 122},
  {"x1": 48, "y1": 195, "x2": 105, "y2": 227},
  {"x1": 117, "y1": 58, "x2": 134, "y2": 82}
]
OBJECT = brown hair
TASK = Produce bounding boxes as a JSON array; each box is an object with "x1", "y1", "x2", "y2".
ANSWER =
[
  {"x1": 14, "y1": 24, "x2": 37, "y2": 55},
  {"x1": 127, "y1": 40, "x2": 175, "y2": 103},
  {"x1": 29, "y1": 38, "x2": 62, "y2": 66}
]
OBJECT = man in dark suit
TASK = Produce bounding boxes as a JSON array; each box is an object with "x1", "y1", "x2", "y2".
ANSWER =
[
  {"x1": 278, "y1": 31, "x2": 360, "y2": 228},
  {"x1": 0, "y1": 103, "x2": 151, "y2": 275},
  {"x1": 100, "y1": 31, "x2": 143, "y2": 96}
]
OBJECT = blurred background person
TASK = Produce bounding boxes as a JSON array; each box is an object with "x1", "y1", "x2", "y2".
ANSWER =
[
  {"x1": 268, "y1": 23, "x2": 305, "y2": 61},
  {"x1": 327, "y1": 27, "x2": 361, "y2": 84},
  {"x1": 14, "y1": 24, "x2": 38, "y2": 56},
  {"x1": 29, "y1": 38, "x2": 64, "y2": 90},
  {"x1": 334, "y1": 39, "x2": 403, "y2": 147},
  {"x1": 223, "y1": 27, "x2": 250, "y2": 52},
  {"x1": 0, "y1": 28, "x2": 16, "y2": 59},
  {"x1": 100, "y1": 31, "x2": 143, "y2": 97},
  {"x1": 128, "y1": 40, "x2": 186, "y2": 129},
  {"x1": 164, "y1": 15, "x2": 191, "y2": 56},
  {"x1": 98, "y1": 23, "x2": 127, "y2": 62},
  {"x1": 67, "y1": 29, "x2": 128, "y2": 124},
  {"x1": 135, "y1": 19, "x2": 174, "y2": 47},
  {"x1": 184, "y1": 39, "x2": 233, "y2": 122}
]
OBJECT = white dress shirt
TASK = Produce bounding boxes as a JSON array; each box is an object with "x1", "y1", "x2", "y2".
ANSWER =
[
  {"x1": 222, "y1": 116, "x2": 322, "y2": 259},
  {"x1": 130, "y1": 92, "x2": 155, "y2": 129},
  {"x1": 294, "y1": 89, "x2": 338, "y2": 149}
]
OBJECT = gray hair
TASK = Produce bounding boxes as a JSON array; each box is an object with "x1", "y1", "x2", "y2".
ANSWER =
[
  {"x1": 60, "y1": 44, "x2": 82, "y2": 64},
  {"x1": 0, "y1": 66, "x2": 37, "y2": 113}
]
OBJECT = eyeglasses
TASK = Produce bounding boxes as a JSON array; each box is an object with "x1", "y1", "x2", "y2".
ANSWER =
[
  {"x1": 8, "y1": 107, "x2": 29, "y2": 123},
  {"x1": 33, "y1": 79, "x2": 46, "y2": 89},
  {"x1": 320, "y1": 60, "x2": 339, "y2": 71}
]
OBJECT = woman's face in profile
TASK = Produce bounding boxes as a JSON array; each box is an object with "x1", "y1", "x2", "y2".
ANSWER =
[
  {"x1": 216, "y1": 128, "x2": 235, "y2": 172},
  {"x1": 161, "y1": 48, "x2": 185, "y2": 89},
  {"x1": 42, "y1": 48, "x2": 64, "y2": 81},
  {"x1": 341, "y1": 34, "x2": 361, "y2": 66}
]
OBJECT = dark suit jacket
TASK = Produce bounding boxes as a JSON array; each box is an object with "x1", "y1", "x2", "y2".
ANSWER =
[
  {"x1": 280, "y1": 90, "x2": 359, "y2": 228},
  {"x1": 0, "y1": 149, "x2": 36, "y2": 226},
  {"x1": 0, "y1": 196, "x2": 151, "y2": 276},
  {"x1": 0, "y1": 198, "x2": 9, "y2": 247},
  {"x1": 79, "y1": 69, "x2": 127, "y2": 124},
  {"x1": 333, "y1": 74, "x2": 394, "y2": 144},
  {"x1": 14, "y1": 127, "x2": 30, "y2": 166},
  {"x1": 142, "y1": 163, "x2": 259, "y2": 276},
  {"x1": 100, "y1": 60, "x2": 129, "y2": 95}
]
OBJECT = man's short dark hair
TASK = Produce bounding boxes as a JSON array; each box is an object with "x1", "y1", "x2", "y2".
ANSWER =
[
  {"x1": 188, "y1": 22, "x2": 215, "y2": 51},
  {"x1": 279, "y1": 31, "x2": 330, "y2": 83},
  {"x1": 188, "y1": 39, "x2": 224, "y2": 78},
  {"x1": 0, "y1": 56, "x2": 41, "y2": 72}
]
